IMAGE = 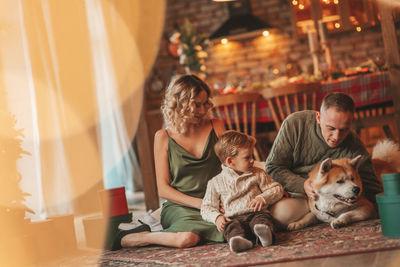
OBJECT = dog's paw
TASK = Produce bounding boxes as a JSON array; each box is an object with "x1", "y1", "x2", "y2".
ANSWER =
[
  {"x1": 287, "y1": 222, "x2": 305, "y2": 231},
  {"x1": 330, "y1": 218, "x2": 349, "y2": 229}
]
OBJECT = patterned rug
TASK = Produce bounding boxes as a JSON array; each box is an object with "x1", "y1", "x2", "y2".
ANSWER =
[{"x1": 100, "y1": 219, "x2": 400, "y2": 266}]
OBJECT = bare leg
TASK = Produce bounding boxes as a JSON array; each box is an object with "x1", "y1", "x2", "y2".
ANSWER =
[
  {"x1": 121, "y1": 231, "x2": 201, "y2": 249},
  {"x1": 270, "y1": 198, "x2": 309, "y2": 228}
]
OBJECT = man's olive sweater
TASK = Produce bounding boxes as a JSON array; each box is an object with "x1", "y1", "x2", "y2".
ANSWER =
[{"x1": 265, "y1": 110, "x2": 383, "y2": 203}]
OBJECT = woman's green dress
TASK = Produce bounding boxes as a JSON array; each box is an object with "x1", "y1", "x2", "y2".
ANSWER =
[{"x1": 160, "y1": 127, "x2": 224, "y2": 242}]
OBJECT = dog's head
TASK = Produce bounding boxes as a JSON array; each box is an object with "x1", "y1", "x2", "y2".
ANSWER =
[{"x1": 309, "y1": 155, "x2": 363, "y2": 205}]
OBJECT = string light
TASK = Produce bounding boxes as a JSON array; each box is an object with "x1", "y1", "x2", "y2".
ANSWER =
[
  {"x1": 356, "y1": 26, "x2": 362, "y2": 32},
  {"x1": 299, "y1": 4, "x2": 304, "y2": 9},
  {"x1": 334, "y1": 22, "x2": 341, "y2": 28},
  {"x1": 263, "y1": 30, "x2": 270, "y2": 37},
  {"x1": 292, "y1": 0, "x2": 298, "y2": 5},
  {"x1": 221, "y1": 38, "x2": 228, "y2": 44},
  {"x1": 334, "y1": 0, "x2": 339, "y2": 4}
]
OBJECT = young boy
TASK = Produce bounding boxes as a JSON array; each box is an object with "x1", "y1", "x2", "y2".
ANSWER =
[{"x1": 201, "y1": 130, "x2": 284, "y2": 253}]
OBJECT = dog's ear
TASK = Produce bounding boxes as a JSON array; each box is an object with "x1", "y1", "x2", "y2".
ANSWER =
[
  {"x1": 319, "y1": 158, "x2": 332, "y2": 175},
  {"x1": 350, "y1": 155, "x2": 362, "y2": 169},
  {"x1": 313, "y1": 158, "x2": 332, "y2": 186}
]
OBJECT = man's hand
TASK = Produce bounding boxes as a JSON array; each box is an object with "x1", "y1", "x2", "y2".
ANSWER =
[
  {"x1": 215, "y1": 215, "x2": 230, "y2": 232},
  {"x1": 304, "y1": 179, "x2": 318, "y2": 200},
  {"x1": 248, "y1": 197, "x2": 265, "y2": 212}
]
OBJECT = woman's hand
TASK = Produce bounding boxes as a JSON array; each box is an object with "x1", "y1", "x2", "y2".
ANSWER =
[
  {"x1": 304, "y1": 179, "x2": 317, "y2": 200},
  {"x1": 215, "y1": 215, "x2": 230, "y2": 232},
  {"x1": 248, "y1": 198, "x2": 264, "y2": 212}
]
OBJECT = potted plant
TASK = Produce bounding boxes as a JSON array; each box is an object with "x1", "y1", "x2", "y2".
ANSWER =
[{"x1": 0, "y1": 106, "x2": 34, "y2": 238}]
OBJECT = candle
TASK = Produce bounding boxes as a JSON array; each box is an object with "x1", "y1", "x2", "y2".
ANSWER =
[
  {"x1": 307, "y1": 26, "x2": 318, "y2": 53},
  {"x1": 318, "y1": 20, "x2": 328, "y2": 44}
]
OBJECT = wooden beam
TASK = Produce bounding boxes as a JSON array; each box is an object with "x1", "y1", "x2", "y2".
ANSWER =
[
  {"x1": 378, "y1": 2, "x2": 400, "y2": 142},
  {"x1": 338, "y1": 0, "x2": 352, "y2": 30},
  {"x1": 136, "y1": 106, "x2": 159, "y2": 211}
]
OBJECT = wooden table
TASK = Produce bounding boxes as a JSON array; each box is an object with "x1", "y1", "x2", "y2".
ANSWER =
[{"x1": 216, "y1": 72, "x2": 391, "y2": 124}]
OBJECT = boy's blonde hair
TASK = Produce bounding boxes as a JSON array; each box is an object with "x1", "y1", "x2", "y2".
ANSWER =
[{"x1": 214, "y1": 130, "x2": 256, "y2": 163}]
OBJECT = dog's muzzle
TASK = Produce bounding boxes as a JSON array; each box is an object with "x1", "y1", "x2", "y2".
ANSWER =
[
  {"x1": 352, "y1": 186, "x2": 360, "y2": 195},
  {"x1": 333, "y1": 191, "x2": 360, "y2": 205}
]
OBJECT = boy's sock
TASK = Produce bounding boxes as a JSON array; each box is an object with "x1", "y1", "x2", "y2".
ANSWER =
[
  {"x1": 253, "y1": 224, "x2": 273, "y2": 246},
  {"x1": 229, "y1": 236, "x2": 253, "y2": 253}
]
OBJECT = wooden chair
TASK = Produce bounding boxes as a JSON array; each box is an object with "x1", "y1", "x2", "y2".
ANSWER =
[
  {"x1": 261, "y1": 82, "x2": 321, "y2": 131},
  {"x1": 211, "y1": 92, "x2": 263, "y2": 161},
  {"x1": 353, "y1": 101, "x2": 396, "y2": 141}
]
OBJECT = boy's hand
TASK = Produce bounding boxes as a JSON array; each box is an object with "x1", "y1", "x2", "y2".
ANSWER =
[
  {"x1": 248, "y1": 198, "x2": 264, "y2": 212},
  {"x1": 219, "y1": 200, "x2": 225, "y2": 214},
  {"x1": 215, "y1": 215, "x2": 230, "y2": 232}
]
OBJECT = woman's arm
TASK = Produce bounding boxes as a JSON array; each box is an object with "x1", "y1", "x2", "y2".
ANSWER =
[
  {"x1": 212, "y1": 118, "x2": 226, "y2": 138},
  {"x1": 154, "y1": 129, "x2": 203, "y2": 209}
]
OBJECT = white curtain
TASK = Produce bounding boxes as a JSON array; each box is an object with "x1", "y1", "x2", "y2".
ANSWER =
[{"x1": 0, "y1": 0, "x2": 164, "y2": 221}]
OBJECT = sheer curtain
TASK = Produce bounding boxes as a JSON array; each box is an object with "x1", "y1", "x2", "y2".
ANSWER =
[{"x1": 0, "y1": 0, "x2": 164, "y2": 221}]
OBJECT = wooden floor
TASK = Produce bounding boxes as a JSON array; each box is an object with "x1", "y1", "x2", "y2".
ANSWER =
[
  {"x1": 40, "y1": 247, "x2": 400, "y2": 266},
  {"x1": 41, "y1": 191, "x2": 400, "y2": 267},
  {"x1": 265, "y1": 249, "x2": 400, "y2": 267}
]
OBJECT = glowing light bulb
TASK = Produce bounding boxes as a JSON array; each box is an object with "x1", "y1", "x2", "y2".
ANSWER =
[
  {"x1": 263, "y1": 30, "x2": 270, "y2": 37},
  {"x1": 221, "y1": 38, "x2": 228, "y2": 44},
  {"x1": 334, "y1": 0, "x2": 339, "y2": 4},
  {"x1": 334, "y1": 23, "x2": 341, "y2": 28},
  {"x1": 299, "y1": 4, "x2": 304, "y2": 9},
  {"x1": 356, "y1": 26, "x2": 361, "y2": 32},
  {"x1": 292, "y1": 0, "x2": 298, "y2": 5}
]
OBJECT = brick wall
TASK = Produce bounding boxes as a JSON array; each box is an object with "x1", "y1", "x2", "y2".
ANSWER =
[{"x1": 146, "y1": 0, "x2": 393, "y2": 106}]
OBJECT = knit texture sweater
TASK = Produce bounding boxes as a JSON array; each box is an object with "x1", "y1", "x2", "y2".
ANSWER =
[
  {"x1": 265, "y1": 110, "x2": 383, "y2": 203},
  {"x1": 201, "y1": 164, "x2": 284, "y2": 224}
]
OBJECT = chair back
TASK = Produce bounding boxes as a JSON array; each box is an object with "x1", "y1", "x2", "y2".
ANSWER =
[
  {"x1": 211, "y1": 92, "x2": 262, "y2": 160},
  {"x1": 353, "y1": 101, "x2": 395, "y2": 141},
  {"x1": 261, "y1": 82, "x2": 320, "y2": 131}
]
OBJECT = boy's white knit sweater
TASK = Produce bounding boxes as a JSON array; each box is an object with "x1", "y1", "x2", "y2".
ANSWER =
[{"x1": 201, "y1": 164, "x2": 284, "y2": 224}]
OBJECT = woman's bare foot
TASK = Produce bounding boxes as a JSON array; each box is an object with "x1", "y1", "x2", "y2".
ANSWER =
[{"x1": 121, "y1": 231, "x2": 151, "y2": 248}]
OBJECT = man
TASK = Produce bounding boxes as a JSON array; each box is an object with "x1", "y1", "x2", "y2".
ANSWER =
[{"x1": 265, "y1": 92, "x2": 383, "y2": 226}]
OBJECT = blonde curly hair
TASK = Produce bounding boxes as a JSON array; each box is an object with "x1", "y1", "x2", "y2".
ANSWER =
[{"x1": 161, "y1": 74, "x2": 213, "y2": 133}]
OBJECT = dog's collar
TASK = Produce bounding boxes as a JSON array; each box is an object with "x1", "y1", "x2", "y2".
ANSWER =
[{"x1": 315, "y1": 204, "x2": 337, "y2": 218}]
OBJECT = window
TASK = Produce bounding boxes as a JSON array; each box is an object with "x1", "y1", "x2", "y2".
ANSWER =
[{"x1": 291, "y1": 0, "x2": 380, "y2": 35}]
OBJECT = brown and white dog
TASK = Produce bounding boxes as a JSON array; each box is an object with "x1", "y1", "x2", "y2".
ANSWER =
[
  {"x1": 287, "y1": 139, "x2": 400, "y2": 231},
  {"x1": 287, "y1": 155, "x2": 376, "y2": 230}
]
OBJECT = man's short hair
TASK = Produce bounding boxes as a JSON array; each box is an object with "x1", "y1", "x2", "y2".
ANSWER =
[
  {"x1": 214, "y1": 130, "x2": 256, "y2": 163},
  {"x1": 320, "y1": 92, "x2": 355, "y2": 113}
]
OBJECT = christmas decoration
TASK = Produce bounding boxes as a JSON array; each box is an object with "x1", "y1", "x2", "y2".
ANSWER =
[{"x1": 169, "y1": 19, "x2": 209, "y2": 75}]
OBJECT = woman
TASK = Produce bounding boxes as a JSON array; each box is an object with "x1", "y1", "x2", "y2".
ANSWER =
[{"x1": 112, "y1": 74, "x2": 226, "y2": 250}]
